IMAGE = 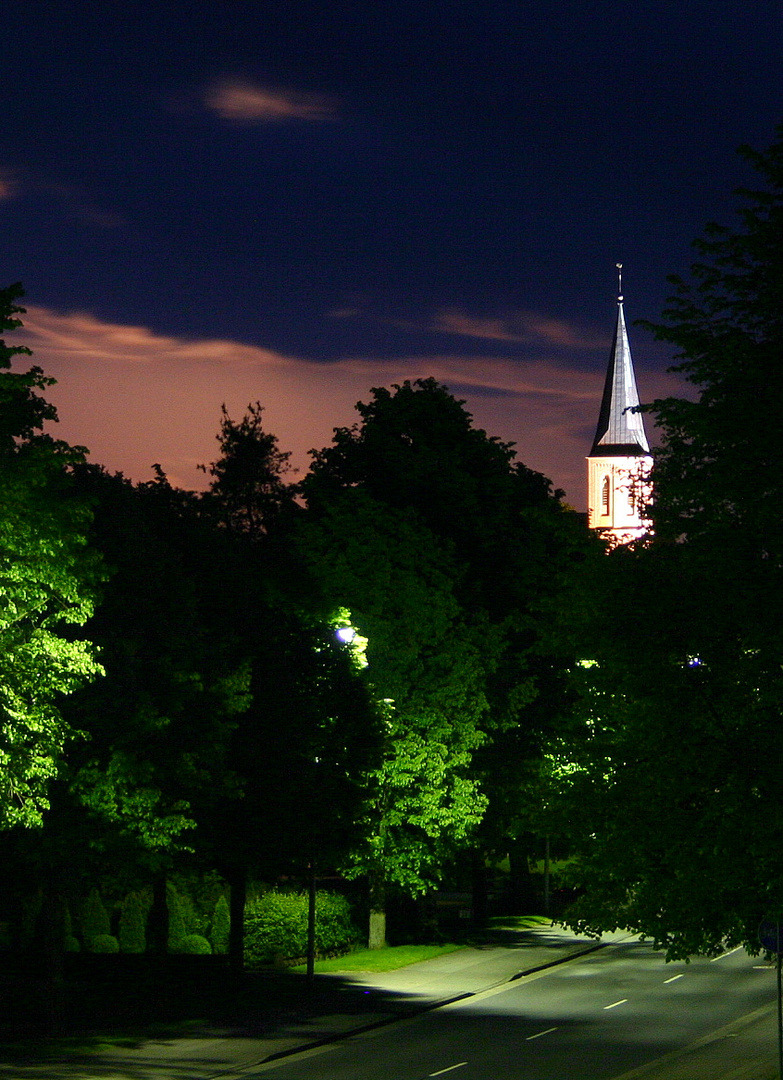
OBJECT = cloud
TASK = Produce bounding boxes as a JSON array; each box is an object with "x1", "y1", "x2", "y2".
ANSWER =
[
  {"x1": 19, "y1": 305, "x2": 682, "y2": 508},
  {"x1": 433, "y1": 308, "x2": 609, "y2": 349},
  {"x1": 519, "y1": 313, "x2": 608, "y2": 349},
  {"x1": 204, "y1": 79, "x2": 339, "y2": 123},
  {"x1": 332, "y1": 306, "x2": 609, "y2": 351},
  {"x1": 434, "y1": 309, "x2": 527, "y2": 343},
  {"x1": 24, "y1": 306, "x2": 293, "y2": 367}
]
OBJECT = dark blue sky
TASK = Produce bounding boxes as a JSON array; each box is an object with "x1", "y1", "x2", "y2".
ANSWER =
[{"x1": 3, "y1": 0, "x2": 781, "y2": 504}]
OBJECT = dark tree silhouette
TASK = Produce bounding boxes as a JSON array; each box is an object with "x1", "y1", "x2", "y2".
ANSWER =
[{"x1": 551, "y1": 126, "x2": 783, "y2": 958}]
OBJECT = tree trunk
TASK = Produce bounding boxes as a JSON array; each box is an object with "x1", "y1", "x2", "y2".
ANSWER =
[
  {"x1": 146, "y1": 870, "x2": 170, "y2": 1019},
  {"x1": 508, "y1": 840, "x2": 536, "y2": 913},
  {"x1": 543, "y1": 835, "x2": 551, "y2": 918},
  {"x1": 471, "y1": 849, "x2": 488, "y2": 927},
  {"x1": 368, "y1": 869, "x2": 386, "y2": 949},
  {"x1": 228, "y1": 865, "x2": 247, "y2": 975},
  {"x1": 417, "y1": 891, "x2": 439, "y2": 942},
  {"x1": 38, "y1": 882, "x2": 66, "y2": 1036}
]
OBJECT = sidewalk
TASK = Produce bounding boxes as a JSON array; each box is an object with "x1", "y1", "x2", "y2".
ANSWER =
[
  {"x1": 0, "y1": 926, "x2": 778, "y2": 1080},
  {"x1": 0, "y1": 925, "x2": 614, "y2": 1080}
]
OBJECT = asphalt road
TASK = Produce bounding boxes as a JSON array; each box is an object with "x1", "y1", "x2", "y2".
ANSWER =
[{"x1": 248, "y1": 939, "x2": 777, "y2": 1080}]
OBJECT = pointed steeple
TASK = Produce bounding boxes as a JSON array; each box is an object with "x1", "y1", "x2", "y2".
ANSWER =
[
  {"x1": 591, "y1": 266, "x2": 649, "y2": 456},
  {"x1": 586, "y1": 266, "x2": 651, "y2": 542}
]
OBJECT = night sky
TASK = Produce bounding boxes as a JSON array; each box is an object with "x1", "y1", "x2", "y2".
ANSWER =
[{"x1": 4, "y1": 1, "x2": 781, "y2": 507}]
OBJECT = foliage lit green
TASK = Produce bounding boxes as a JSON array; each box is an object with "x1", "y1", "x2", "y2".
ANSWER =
[
  {"x1": 65, "y1": 466, "x2": 252, "y2": 853},
  {"x1": 82, "y1": 888, "x2": 111, "y2": 950},
  {"x1": 0, "y1": 284, "x2": 103, "y2": 827},
  {"x1": 178, "y1": 932, "x2": 212, "y2": 955},
  {"x1": 299, "y1": 379, "x2": 589, "y2": 937},
  {"x1": 294, "y1": 942, "x2": 463, "y2": 973},
  {"x1": 118, "y1": 891, "x2": 147, "y2": 954},
  {"x1": 90, "y1": 934, "x2": 119, "y2": 954},
  {"x1": 209, "y1": 895, "x2": 230, "y2": 955},
  {"x1": 243, "y1": 890, "x2": 359, "y2": 966}
]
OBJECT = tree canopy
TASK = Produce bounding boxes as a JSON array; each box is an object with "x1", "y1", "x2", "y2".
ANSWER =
[
  {"x1": 299, "y1": 379, "x2": 588, "y2": 940},
  {"x1": 199, "y1": 402, "x2": 296, "y2": 537},
  {"x1": 639, "y1": 125, "x2": 783, "y2": 554},
  {"x1": 552, "y1": 127, "x2": 783, "y2": 958},
  {"x1": 0, "y1": 284, "x2": 103, "y2": 828},
  {"x1": 193, "y1": 404, "x2": 383, "y2": 882},
  {"x1": 63, "y1": 465, "x2": 251, "y2": 854}
]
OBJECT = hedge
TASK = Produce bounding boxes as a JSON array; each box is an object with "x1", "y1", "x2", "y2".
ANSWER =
[
  {"x1": 91, "y1": 934, "x2": 120, "y2": 953},
  {"x1": 119, "y1": 891, "x2": 148, "y2": 954},
  {"x1": 179, "y1": 933, "x2": 212, "y2": 955},
  {"x1": 82, "y1": 890, "x2": 111, "y2": 951},
  {"x1": 244, "y1": 890, "x2": 359, "y2": 967},
  {"x1": 210, "y1": 895, "x2": 230, "y2": 955}
]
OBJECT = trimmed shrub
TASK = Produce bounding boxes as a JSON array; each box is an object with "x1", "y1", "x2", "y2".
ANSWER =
[
  {"x1": 177, "y1": 892, "x2": 203, "y2": 935},
  {"x1": 119, "y1": 891, "x2": 147, "y2": 954},
  {"x1": 63, "y1": 903, "x2": 79, "y2": 952},
  {"x1": 210, "y1": 895, "x2": 230, "y2": 955},
  {"x1": 170, "y1": 869, "x2": 226, "y2": 934},
  {"x1": 167, "y1": 882, "x2": 186, "y2": 952},
  {"x1": 91, "y1": 934, "x2": 120, "y2": 954},
  {"x1": 83, "y1": 889, "x2": 111, "y2": 951},
  {"x1": 244, "y1": 890, "x2": 359, "y2": 968},
  {"x1": 20, "y1": 891, "x2": 43, "y2": 951},
  {"x1": 179, "y1": 933, "x2": 212, "y2": 955}
]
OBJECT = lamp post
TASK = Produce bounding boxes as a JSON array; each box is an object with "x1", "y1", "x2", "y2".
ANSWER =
[
  {"x1": 303, "y1": 623, "x2": 362, "y2": 981},
  {"x1": 306, "y1": 860, "x2": 316, "y2": 983}
]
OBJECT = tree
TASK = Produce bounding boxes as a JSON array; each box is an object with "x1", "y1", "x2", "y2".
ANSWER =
[
  {"x1": 639, "y1": 125, "x2": 783, "y2": 554},
  {"x1": 552, "y1": 126, "x2": 783, "y2": 959},
  {"x1": 64, "y1": 465, "x2": 250, "y2": 856},
  {"x1": 199, "y1": 402, "x2": 296, "y2": 536},
  {"x1": 300, "y1": 379, "x2": 585, "y2": 942},
  {"x1": 194, "y1": 404, "x2": 383, "y2": 965},
  {"x1": 0, "y1": 284, "x2": 103, "y2": 828},
  {"x1": 297, "y1": 488, "x2": 490, "y2": 945}
]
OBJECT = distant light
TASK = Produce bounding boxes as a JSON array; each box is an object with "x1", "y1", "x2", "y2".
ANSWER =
[
  {"x1": 686, "y1": 656, "x2": 702, "y2": 668},
  {"x1": 335, "y1": 626, "x2": 357, "y2": 644}
]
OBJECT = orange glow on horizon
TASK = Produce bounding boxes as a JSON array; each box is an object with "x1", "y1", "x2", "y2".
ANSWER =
[{"x1": 20, "y1": 304, "x2": 682, "y2": 509}]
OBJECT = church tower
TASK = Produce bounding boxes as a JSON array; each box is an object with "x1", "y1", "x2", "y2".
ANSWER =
[{"x1": 587, "y1": 266, "x2": 651, "y2": 543}]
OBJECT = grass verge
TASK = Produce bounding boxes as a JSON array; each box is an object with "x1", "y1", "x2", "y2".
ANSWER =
[
  {"x1": 292, "y1": 915, "x2": 556, "y2": 972},
  {"x1": 485, "y1": 915, "x2": 554, "y2": 930},
  {"x1": 292, "y1": 942, "x2": 464, "y2": 973}
]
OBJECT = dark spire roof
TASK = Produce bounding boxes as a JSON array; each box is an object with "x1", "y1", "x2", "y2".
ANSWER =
[{"x1": 590, "y1": 281, "x2": 650, "y2": 457}]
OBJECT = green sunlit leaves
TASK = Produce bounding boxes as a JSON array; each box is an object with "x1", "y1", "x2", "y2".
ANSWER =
[{"x1": 0, "y1": 284, "x2": 103, "y2": 828}]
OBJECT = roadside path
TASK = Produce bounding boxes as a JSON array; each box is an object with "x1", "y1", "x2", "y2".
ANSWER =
[{"x1": 0, "y1": 926, "x2": 777, "y2": 1080}]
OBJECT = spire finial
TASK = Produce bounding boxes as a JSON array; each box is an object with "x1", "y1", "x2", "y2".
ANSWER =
[{"x1": 616, "y1": 262, "x2": 623, "y2": 303}]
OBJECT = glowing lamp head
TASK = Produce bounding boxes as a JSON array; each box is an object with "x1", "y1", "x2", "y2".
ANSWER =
[{"x1": 335, "y1": 626, "x2": 357, "y2": 644}]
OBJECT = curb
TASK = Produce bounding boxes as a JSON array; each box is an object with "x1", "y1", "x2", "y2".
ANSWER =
[{"x1": 218, "y1": 936, "x2": 621, "y2": 1078}]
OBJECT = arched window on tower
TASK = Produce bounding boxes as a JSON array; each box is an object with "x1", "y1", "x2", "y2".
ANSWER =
[{"x1": 601, "y1": 475, "x2": 610, "y2": 516}]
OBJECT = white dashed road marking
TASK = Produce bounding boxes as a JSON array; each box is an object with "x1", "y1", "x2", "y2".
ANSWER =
[{"x1": 526, "y1": 1027, "x2": 559, "y2": 1041}]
